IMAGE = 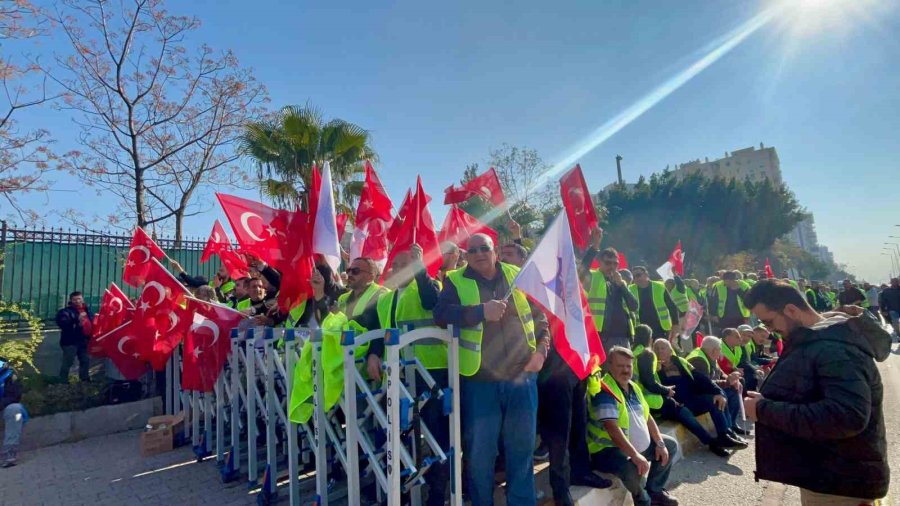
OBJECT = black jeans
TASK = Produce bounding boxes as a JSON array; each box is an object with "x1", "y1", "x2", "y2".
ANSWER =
[
  {"x1": 654, "y1": 397, "x2": 714, "y2": 445},
  {"x1": 60, "y1": 344, "x2": 90, "y2": 381},
  {"x1": 538, "y1": 353, "x2": 591, "y2": 500}
]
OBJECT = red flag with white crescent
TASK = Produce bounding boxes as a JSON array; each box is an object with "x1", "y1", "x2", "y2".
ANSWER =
[
  {"x1": 95, "y1": 320, "x2": 149, "y2": 381},
  {"x1": 131, "y1": 259, "x2": 192, "y2": 370},
  {"x1": 122, "y1": 227, "x2": 166, "y2": 287},
  {"x1": 349, "y1": 161, "x2": 394, "y2": 266},
  {"x1": 216, "y1": 193, "x2": 295, "y2": 268},
  {"x1": 437, "y1": 205, "x2": 499, "y2": 251},
  {"x1": 181, "y1": 297, "x2": 247, "y2": 392},
  {"x1": 383, "y1": 176, "x2": 442, "y2": 279},
  {"x1": 443, "y1": 167, "x2": 506, "y2": 208},
  {"x1": 764, "y1": 258, "x2": 775, "y2": 279},
  {"x1": 559, "y1": 164, "x2": 599, "y2": 250},
  {"x1": 89, "y1": 282, "x2": 135, "y2": 356}
]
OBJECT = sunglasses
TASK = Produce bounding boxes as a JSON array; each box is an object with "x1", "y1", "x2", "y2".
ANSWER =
[
  {"x1": 347, "y1": 267, "x2": 370, "y2": 275},
  {"x1": 602, "y1": 259, "x2": 619, "y2": 266},
  {"x1": 467, "y1": 245, "x2": 493, "y2": 254}
]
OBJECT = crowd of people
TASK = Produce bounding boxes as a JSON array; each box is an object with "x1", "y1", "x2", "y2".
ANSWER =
[{"x1": 1, "y1": 223, "x2": 897, "y2": 506}]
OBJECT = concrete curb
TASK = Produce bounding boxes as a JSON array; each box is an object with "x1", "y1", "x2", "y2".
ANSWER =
[{"x1": 2, "y1": 397, "x2": 163, "y2": 451}]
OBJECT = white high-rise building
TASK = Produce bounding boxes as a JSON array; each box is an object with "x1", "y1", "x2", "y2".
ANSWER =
[{"x1": 671, "y1": 143, "x2": 782, "y2": 185}]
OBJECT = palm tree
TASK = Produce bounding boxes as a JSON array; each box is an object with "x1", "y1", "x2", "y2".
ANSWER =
[{"x1": 241, "y1": 104, "x2": 377, "y2": 212}]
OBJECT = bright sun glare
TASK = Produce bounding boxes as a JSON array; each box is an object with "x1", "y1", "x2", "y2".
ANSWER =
[{"x1": 773, "y1": 0, "x2": 888, "y2": 38}]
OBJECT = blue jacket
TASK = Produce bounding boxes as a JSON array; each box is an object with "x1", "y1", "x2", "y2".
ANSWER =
[{"x1": 55, "y1": 304, "x2": 93, "y2": 347}]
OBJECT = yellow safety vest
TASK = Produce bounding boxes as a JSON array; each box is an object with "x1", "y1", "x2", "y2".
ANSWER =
[
  {"x1": 631, "y1": 346, "x2": 663, "y2": 410},
  {"x1": 720, "y1": 342, "x2": 743, "y2": 370},
  {"x1": 446, "y1": 263, "x2": 535, "y2": 376},
  {"x1": 376, "y1": 280, "x2": 447, "y2": 370},
  {"x1": 713, "y1": 281, "x2": 750, "y2": 318},
  {"x1": 236, "y1": 298, "x2": 252, "y2": 311},
  {"x1": 586, "y1": 372, "x2": 650, "y2": 454},
  {"x1": 686, "y1": 347, "x2": 711, "y2": 372},
  {"x1": 588, "y1": 270, "x2": 634, "y2": 335},
  {"x1": 628, "y1": 282, "x2": 673, "y2": 331},
  {"x1": 338, "y1": 283, "x2": 390, "y2": 361},
  {"x1": 282, "y1": 300, "x2": 308, "y2": 328},
  {"x1": 289, "y1": 311, "x2": 350, "y2": 424},
  {"x1": 669, "y1": 285, "x2": 689, "y2": 313}
]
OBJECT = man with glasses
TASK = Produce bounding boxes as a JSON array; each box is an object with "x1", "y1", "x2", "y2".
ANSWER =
[
  {"x1": 434, "y1": 233, "x2": 550, "y2": 506},
  {"x1": 743, "y1": 280, "x2": 890, "y2": 505},
  {"x1": 582, "y1": 227, "x2": 638, "y2": 353},
  {"x1": 337, "y1": 257, "x2": 390, "y2": 380}
]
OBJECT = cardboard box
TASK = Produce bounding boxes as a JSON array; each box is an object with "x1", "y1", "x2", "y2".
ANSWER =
[{"x1": 139, "y1": 412, "x2": 185, "y2": 457}]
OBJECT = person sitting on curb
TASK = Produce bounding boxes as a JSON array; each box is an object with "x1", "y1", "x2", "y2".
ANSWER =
[
  {"x1": 686, "y1": 336, "x2": 749, "y2": 439},
  {"x1": 633, "y1": 326, "x2": 734, "y2": 458},
  {"x1": 587, "y1": 346, "x2": 680, "y2": 506}
]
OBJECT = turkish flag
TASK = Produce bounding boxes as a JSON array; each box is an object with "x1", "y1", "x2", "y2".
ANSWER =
[
  {"x1": 438, "y1": 205, "x2": 499, "y2": 251},
  {"x1": 95, "y1": 321, "x2": 149, "y2": 381},
  {"x1": 132, "y1": 259, "x2": 192, "y2": 370},
  {"x1": 384, "y1": 177, "x2": 442, "y2": 279},
  {"x1": 278, "y1": 209, "x2": 316, "y2": 313},
  {"x1": 201, "y1": 220, "x2": 249, "y2": 279},
  {"x1": 559, "y1": 165, "x2": 599, "y2": 250},
  {"x1": 122, "y1": 227, "x2": 166, "y2": 287},
  {"x1": 201, "y1": 220, "x2": 231, "y2": 263},
  {"x1": 349, "y1": 161, "x2": 394, "y2": 266},
  {"x1": 216, "y1": 193, "x2": 295, "y2": 268},
  {"x1": 386, "y1": 189, "x2": 413, "y2": 240},
  {"x1": 89, "y1": 283, "x2": 135, "y2": 356},
  {"x1": 182, "y1": 297, "x2": 247, "y2": 392},
  {"x1": 617, "y1": 252, "x2": 629, "y2": 270},
  {"x1": 764, "y1": 258, "x2": 775, "y2": 279},
  {"x1": 307, "y1": 164, "x2": 321, "y2": 221},
  {"x1": 443, "y1": 167, "x2": 506, "y2": 208}
]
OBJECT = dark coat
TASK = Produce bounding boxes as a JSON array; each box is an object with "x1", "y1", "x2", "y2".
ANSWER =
[
  {"x1": 55, "y1": 305, "x2": 93, "y2": 347},
  {"x1": 755, "y1": 312, "x2": 891, "y2": 498}
]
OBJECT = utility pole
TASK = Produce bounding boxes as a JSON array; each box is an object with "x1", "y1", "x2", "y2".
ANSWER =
[{"x1": 615, "y1": 155, "x2": 624, "y2": 186}]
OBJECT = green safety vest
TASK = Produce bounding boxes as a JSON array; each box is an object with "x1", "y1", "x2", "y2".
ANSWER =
[
  {"x1": 805, "y1": 289, "x2": 818, "y2": 308},
  {"x1": 220, "y1": 280, "x2": 236, "y2": 296},
  {"x1": 588, "y1": 270, "x2": 635, "y2": 335},
  {"x1": 713, "y1": 281, "x2": 751, "y2": 318},
  {"x1": 669, "y1": 285, "x2": 689, "y2": 313},
  {"x1": 376, "y1": 280, "x2": 447, "y2": 370},
  {"x1": 289, "y1": 312, "x2": 350, "y2": 424},
  {"x1": 446, "y1": 263, "x2": 535, "y2": 376},
  {"x1": 686, "y1": 347, "x2": 711, "y2": 373},
  {"x1": 631, "y1": 346, "x2": 663, "y2": 410},
  {"x1": 628, "y1": 282, "x2": 673, "y2": 331},
  {"x1": 282, "y1": 300, "x2": 308, "y2": 328},
  {"x1": 720, "y1": 342, "x2": 743, "y2": 369},
  {"x1": 236, "y1": 298, "x2": 252, "y2": 311},
  {"x1": 586, "y1": 372, "x2": 650, "y2": 455},
  {"x1": 744, "y1": 340, "x2": 756, "y2": 360},
  {"x1": 787, "y1": 280, "x2": 799, "y2": 291},
  {"x1": 338, "y1": 283, "x2": 390, "y2": 361}
]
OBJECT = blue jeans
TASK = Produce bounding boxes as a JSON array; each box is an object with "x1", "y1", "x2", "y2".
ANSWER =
[
  {"x1": 3, "y1": 403, "x2": 27, "y2": 452},
  {"x1": 591, "y1": 435, "x2": 679, "y2": 506},
  {"x1": 683, "y1": 395, "x2": 730, "y2": 439},
  {"x1": 724, "y1": 387, "x2": 742, "y2": 429},
  {"x1": 461, "y1": 374, "x2": 538, "y2": 506}
]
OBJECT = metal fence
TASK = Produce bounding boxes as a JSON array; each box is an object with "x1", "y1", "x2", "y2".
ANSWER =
[{"x1": 0, "y1": 221, "x2": 219, "y2": 322}]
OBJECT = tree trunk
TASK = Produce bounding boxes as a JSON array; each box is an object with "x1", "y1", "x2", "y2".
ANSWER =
[{"x1": 174, "y1": 208, "x2": 184, "y2": 249}]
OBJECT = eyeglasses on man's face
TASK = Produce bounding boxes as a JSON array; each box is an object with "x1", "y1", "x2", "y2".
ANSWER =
[
  {"x1": 467, "y1": 245, "x2": 492, "y2": 255},
  {"x1": 347, "y1": 267, "x2": 370, "y2": 276}
]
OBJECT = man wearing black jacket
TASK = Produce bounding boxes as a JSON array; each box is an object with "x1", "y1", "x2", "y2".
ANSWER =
[
  {"x1": 744, "y1": 280, "x2": 890, "y2": 504},
  {"x1": 55, "y1": 291, "x2": 93, "y2": 382}
]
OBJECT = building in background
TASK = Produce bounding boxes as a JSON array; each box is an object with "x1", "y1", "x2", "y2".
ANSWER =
[
  {"x1": 671, "y1": 143, "x2": 782, "y2": 185},
  {"x1": 788, "y1": 215, "x2": 835, "y2": 265}
]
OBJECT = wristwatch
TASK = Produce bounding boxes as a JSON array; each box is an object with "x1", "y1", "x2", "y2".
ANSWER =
[{"x1": 655, "y1": 440, "x2": 665, "y2": 448}]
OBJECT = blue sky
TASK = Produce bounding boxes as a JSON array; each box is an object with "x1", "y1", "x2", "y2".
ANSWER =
[{"x1": 13, "y1": 0, "x2": 900, "y2": 281}]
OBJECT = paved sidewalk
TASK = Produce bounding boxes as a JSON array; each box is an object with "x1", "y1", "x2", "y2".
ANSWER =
[{"x1": 0, "y1": 430, "x2": 254, "y2": 506}]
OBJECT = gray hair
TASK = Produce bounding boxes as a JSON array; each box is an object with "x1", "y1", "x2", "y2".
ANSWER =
[
  {"x1": 441, "y1": 241, "x2": 459, "y2": 255},
  {"x1": 700, "y1": 335, "x2": 722, "y2": 352},
  {"x1": 469, "y1": 233, "x2": 495, "y2": 250},
  {"x1": 607, "y1": 345, "x2": 634, "y2": 362}
]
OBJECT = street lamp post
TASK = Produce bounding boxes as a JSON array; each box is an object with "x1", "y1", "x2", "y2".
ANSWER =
[
  {"x1": 883, "y1": 248, "x2": 900, "y2": 278},
  {"x1": 882, "y1": 253, "x2": 897, "y2": 279},
  {"x1": 884, "y1": 242, "x2": 900, "y2": 259}
]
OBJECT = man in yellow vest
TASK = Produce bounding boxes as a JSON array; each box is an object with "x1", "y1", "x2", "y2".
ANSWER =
[
  {"x1": 582, "y1": 227, "x2": 639, "y2": 352},
  {"x1": 686, "y1": 336, "x2": 748, "y2": 439},
  {"x1": 630, "y1": 267, "x2": 681, "y2": 342},
  {"x1": 338, "y1": 257, "x2": 389, "y2": 380},
  {"x1": 587, "y1": 347, "x2": 680, "y2": 506},
  {"x1": 371, "y1": 245, "x2": 448, "y2": 506},
  {"x1": 433, "y1": 233, "x2": 549, "y2": 506},
  {"x1": 438, "y1": 241, "x2": 461, "y2": 282},
  {"x1": 708, "y1": 271, "x2": 750, "y2": 332}
]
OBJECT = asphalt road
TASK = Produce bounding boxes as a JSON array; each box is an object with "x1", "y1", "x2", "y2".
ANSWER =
[{"x1": 667, "y1": 333, "x2": 900, "y2": 506}]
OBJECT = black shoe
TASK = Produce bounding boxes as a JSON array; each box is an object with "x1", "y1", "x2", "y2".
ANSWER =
[
  {"x1": 649, "y1": 489, "x2": 680, "y2": 506},
  {"x1": 725, "y1": 434, "x2": 749, "y2": 449},
  {"x1": 572, "y1": 473, "x2": 612, "y2": 489},
  {"x1": 708, "y1": 443, "x2": 730, "y2": 457},
  {"x1": 533, "y1": 441, "x2": 549, "y2": 461},
  {"x1": 732, "y1": 426, "x2": 751, "y2": 436},
  {"x1": 726, "y1": 429, "x2": 749, "y2": 443}
]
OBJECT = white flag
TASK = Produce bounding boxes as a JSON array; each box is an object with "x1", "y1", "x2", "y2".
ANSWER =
[{"x1": 312, "y1": 162, "x2": 341, "y2": 273}]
